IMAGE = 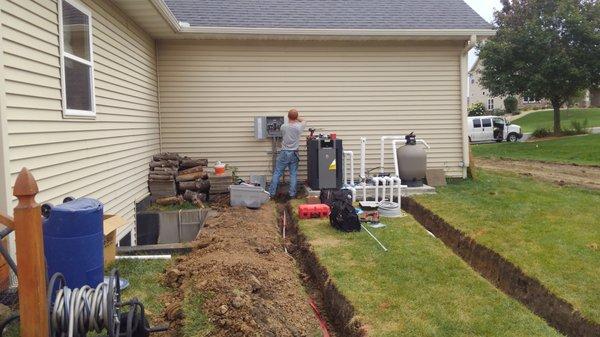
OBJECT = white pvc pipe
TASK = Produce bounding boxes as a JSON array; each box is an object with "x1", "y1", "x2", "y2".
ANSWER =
[
  {"x1": 384, "y1": 176, "x2": 394, "y2": 201},
  {"x1": 392, "y1": 177, "x2": 402, "y2": 205},
  {"x1": 361, "y1": 181, "x2": 368, "y2": 202},
  {"x1": 360, "y1": 137, "x2": 367, "y2": 179},
  {"x1": 392, "y1": 139, "x2": 407, "y2": 178},
  {"x1": 116, "y1": 255, "x2": 172, "y2": 260},
  {"x1": 380, "y1": 136, "x2": 406, "y2": 174},
  {"x1": 372, "y1": 177, "x2": 382, "y2": 202}
]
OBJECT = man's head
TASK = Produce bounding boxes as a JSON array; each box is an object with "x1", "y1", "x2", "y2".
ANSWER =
[{"x1": 288, "y1": 108, "x2": 299, "y2": 121}]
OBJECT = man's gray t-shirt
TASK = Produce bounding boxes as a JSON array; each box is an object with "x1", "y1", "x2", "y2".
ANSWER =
[{"x1": 280, "y1": 121, "x2": 305, "y2": 151}]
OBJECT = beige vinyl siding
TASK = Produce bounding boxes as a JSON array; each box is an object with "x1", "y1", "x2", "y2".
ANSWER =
[
  {"x1": 158, "y1": 40, "x2": 465, "y2": 180},
  {"x1": 1, "y1": 0, "x2": 159, "y2": 239}
]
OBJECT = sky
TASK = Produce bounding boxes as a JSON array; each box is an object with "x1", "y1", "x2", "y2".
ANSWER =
[{"x1": 463, "y1": 0, "x2": 503, "y2": 68}]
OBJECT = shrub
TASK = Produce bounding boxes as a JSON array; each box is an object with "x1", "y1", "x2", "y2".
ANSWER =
[
  {"x1": 570, "y1": 119, "x2": 589, "y2": 134},
  {"x1": 504, "y1": 96, "x2": 519, "y2": 115},
  {"x1": 532, "y1": 128, "x2": 552, "y2": 138},
  {"x1": 468, "y1": 102, "x2": 486, "y2": 116},
  {"x1": 492, "y1": 109, "x2": 506, "y2": 116}
]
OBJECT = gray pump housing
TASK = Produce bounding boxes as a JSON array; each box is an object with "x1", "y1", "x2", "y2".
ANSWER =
[{"x1": 396, "y1": 134, "x2": 427, "y2": 187}]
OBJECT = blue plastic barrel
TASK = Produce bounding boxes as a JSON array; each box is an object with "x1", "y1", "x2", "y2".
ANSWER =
[{"x1": 43, "y1": 198, "x2": 104, "y2": 288}]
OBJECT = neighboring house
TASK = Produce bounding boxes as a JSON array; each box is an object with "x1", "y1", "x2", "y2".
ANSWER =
[
  {"x1": 0, "y1": 0, "x2": 494, "y2": 244},
  {"x1": 468, "y1": 58, "x2": 550, "y2": 111},
  {"x1": 592, "y1": 88, "x2": 600, "y2": 107}
]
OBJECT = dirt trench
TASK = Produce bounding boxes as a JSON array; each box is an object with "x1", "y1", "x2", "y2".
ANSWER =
[
  {"x1": 161, "y1": 202, "x2": 340, "y2": 337},
  {"x1": 476, "y1": 158, "x2": 600, "y2": 190},
  {"x1": 402, "y1": 197, "x2": 600, "y2": 337},
  {"x1": 280, "y1": 203, "x2": 368, "y2": 337}
]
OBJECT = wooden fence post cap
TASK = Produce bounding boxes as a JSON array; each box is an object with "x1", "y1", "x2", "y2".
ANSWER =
[{"x1": 13, "y1": 168, "x2": 39, "y2": 197}]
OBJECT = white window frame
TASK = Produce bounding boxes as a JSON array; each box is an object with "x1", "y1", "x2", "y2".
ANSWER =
[
  {"x1": 58, "y1": 0, "x2": 96, "y2": 118},
  {"x1": 487, "y1": 98, "x2": 494, "y2": 110},
  {"x1": 523, "y1": 97, "x2": 538, "y2": 104}
]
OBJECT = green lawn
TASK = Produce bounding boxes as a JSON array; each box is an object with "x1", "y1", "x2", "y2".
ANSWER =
[
  {"x1": 414, "y1": 170, "x2": 600, "y2": 324},
  {"x1": 111, "y1": 259, "x2": 171, "y2": 320},
  {"x1": 294, "y1": 202, "x2": 562, "y2": 337},
  {"x1": 512, "y1": 108, "x2": 600, "y2": 133},
  {"x1": 472, "y1": 134, "x2": 600, "y2": 165},
  {"x1": 113, "y1": 258, "x2": 214, "y2": 336}
]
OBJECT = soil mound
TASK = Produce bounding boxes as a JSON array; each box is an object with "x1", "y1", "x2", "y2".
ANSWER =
[{"x1": 164, "y1": 202, "x2": 321, "y2": 337}]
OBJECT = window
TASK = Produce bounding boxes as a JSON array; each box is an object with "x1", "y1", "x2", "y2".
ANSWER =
[
  {"x1": 482, "y1": 118, "x2": 492, "y2": 128},
  {"x1": 523, "y1": 97, "x2": 538, "y2": 104},
  {"x1": 487, "y1": 99, "x2": 494, "y2": 110},
  {"x1": 473, "y1": 118, "x2": 481, "y2": 128},
  {"x1": 59, "y1": 0, "x2": 95, "y2": 117}
]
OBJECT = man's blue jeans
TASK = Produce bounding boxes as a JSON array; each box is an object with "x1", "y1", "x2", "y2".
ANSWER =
[{"x1": 269, "y1": 150, "x2": 299, "y2": 197}]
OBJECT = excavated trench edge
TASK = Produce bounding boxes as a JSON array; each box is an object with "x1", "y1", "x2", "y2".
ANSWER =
[
  {"x1": 403, "y1": 197, "x2": 600, "y2": 337},
  {"x1": 279, "y1": 203, "x2": 368, "y2": 337}
]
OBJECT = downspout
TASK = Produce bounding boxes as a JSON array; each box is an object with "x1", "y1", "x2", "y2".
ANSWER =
[
  {"x1": 155, "y1": 41, "x2": 163, "y2": 153},
  {"x1": 461, "y1": 35, "x2": 477, "y2": 178}
]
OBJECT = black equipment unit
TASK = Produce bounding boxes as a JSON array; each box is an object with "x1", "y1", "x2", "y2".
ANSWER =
[{"x1": 307, "y1": 137, "x2": 344, "y2": 190}]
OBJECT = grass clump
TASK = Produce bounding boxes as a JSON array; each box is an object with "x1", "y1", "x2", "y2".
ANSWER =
[
  {"x1": 414, "y1": 169, "x2": 600, "y2": 323},
  {"x1": 110, "y1": 259, "x2": 171, "y2": 318},
  {"x1": 147, "y1": 201, "x2": 199, "y2": 212},
  {"x1": 181, "y1": 291, "x2": 213, "y2": 337},
  {"x1": 292, "y1": 201, "x2": 563, "y2": 337},
  {"x1": 472, "y1": 134, "x2": 600, "y2": 165}
]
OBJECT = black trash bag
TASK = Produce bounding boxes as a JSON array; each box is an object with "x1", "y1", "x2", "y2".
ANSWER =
[
  {"x1": 329, "y1": 200, "x2": 361, "y2": 232},
  {"x1": 320, "y1": 188, "x2": 353, "y2": 207}
]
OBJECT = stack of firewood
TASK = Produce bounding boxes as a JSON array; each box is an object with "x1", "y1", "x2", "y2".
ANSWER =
[{"x1": 148, "y1": 153, "x2": 211, "y2": 206}]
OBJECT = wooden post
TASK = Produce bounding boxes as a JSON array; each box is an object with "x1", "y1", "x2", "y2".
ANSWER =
[{"x1": 13, "y1": 168, "x2": 48, "y2": 336}]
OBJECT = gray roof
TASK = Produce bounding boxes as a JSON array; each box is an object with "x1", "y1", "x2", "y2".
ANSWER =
[{"x1": 163, "y1": 0, "x2": 493, "y2": 30}]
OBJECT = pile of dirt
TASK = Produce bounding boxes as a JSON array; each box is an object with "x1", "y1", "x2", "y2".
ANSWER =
[{"x1": 163, "y1": 202, "x2": 322, "y2": 337}]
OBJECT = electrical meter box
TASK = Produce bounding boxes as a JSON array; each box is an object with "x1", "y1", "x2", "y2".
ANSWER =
[{"x1": 255, "y1": 116, "x2": 285, "y2": 139}]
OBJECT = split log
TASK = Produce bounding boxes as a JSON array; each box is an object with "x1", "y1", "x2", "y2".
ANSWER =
[
  {"x1": 155, "y1": 195, "x2": 184, "y2": 206},
  {"x1": 180, "y1": 158, "x2": 208, "y2": 169},
  {"x1": 153, "y1": 153, "x2": 180, "y2": 161},
  {"x1": 182, "y1": 190, "x2": 206, "y2": 208},
  {"x1": 152, "y1": 167, "x2": 178, "y2": 174},
  {"x1": 176, "y1": 171, "x2": 208, "y2": 182},
  {"x1": 149, "y1": 160, "x2": 179, "y2": 169},
  {"x1": 150, "y1": 170, "x2": 174, "y2": 177},
  {"x1": 179, "y1": 165, "x2": 204, "y2": 175},
  {"x1": 149, "y1": 174, "x2": 174, "y2": 181},
  {"x1": 183, "y1": 190, "x2": 207, "y2": 203},
  {"x1": 178, "y1": 180, "x2": 210, "y2": 193}
]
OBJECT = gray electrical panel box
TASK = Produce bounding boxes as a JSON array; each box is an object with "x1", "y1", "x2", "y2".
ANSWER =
[{"x1": 255, "y1": 116, "x2": 285, "y2": 139}]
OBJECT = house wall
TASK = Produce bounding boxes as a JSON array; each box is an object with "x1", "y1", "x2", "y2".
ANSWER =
[
  {"x1": 157, "y1": 40, "x2": 466, "y2": 179},
  {"x1": 468, "y1": 62, "x2": 550, "y2": 112},
  {"x1": 468, "y1": 71, "x2": 505, "y2": 111},
  {"x1": 0, "y1": 0, "x2": 160, "y2": 241}
]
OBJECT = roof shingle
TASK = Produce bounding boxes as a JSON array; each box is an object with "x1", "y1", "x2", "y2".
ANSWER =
[{"x1": 163, "y1": 0, "x2": 493, "y2": 30}]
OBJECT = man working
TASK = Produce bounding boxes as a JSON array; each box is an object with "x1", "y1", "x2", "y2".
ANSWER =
[{"x1": 268, "y1": 109, "x2": 306, "y2": 198}]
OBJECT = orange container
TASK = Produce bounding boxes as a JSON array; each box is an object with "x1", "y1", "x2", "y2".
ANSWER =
[{"x1": 214, "y1": 162, "x2": 226, "y2": 175}]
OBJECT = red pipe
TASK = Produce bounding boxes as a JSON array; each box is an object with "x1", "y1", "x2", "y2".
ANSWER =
[{"x1": 309, "y1": 298, "x2": 331, "y2": 337}]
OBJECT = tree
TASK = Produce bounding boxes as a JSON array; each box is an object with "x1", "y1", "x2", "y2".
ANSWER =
[
  {"x1": 504, "y1": 96, "x2": 519, "y2": 115},
  {"x1": 477, "y1": 0, "x2": 600, "y2": 135},
  {"x1": 468, "y1": 102, "x2": 486, "y2": 116}
]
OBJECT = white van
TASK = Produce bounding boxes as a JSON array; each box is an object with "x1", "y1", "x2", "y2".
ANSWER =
[{"x1": 468, "y1": 116, "x2": 523, "y2": 142}]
